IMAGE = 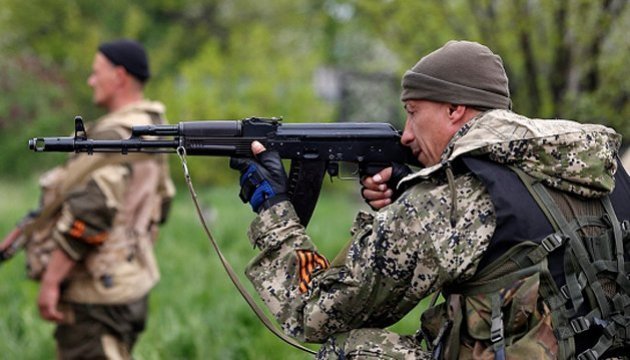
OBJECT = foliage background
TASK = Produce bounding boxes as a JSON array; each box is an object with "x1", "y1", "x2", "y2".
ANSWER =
[
  {"x1": 0, "y1": 0, "x2": 628, "y2": 358},
  {"x1": 1, "y1": 0, "x2": 628, "y2": 182}
]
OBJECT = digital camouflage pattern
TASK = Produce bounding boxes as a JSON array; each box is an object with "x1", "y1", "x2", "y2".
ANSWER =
[
  {"x1": 245, "y1": 109, "x2": 621, "y2": 358},
  {"x1": 315, "y1": 328, "x2": 431, "y2": 359},
  {"x1": 403, "y1": 109, "x2": 620, "y2": 197}
]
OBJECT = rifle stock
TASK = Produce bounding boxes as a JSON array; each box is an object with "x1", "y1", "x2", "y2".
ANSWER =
[
  {"x1": 29, "y1": 116, "x2": 419, "y2": 226},
  {"x1": 0, "y1": 227, "x2": 23, "y2": 263}
]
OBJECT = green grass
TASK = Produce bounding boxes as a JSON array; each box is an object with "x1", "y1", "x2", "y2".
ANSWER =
[{"x1": 0, "y1": 176, "x2": 428, "y2": 359}]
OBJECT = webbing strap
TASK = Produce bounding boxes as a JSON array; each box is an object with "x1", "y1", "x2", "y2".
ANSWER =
[
  {"x1": 556, "y1": 308, "x2": 602, "y2": 340},
  {"x1": 532, "y1": 182, "x2": 613, "y2": 318},
  {"x1": 524, "y1": 233, "x2": 566, "y2": 265},
  {"x1": 529, "y1": 182, "x2": 574, "y2": 234},
  {"x1": 564, "y1": 248, "x2": 585, "y2": 315},
  {"x1": 602, "y1": 198, "x2": 625, "y2": 276},
  {"x1": 490, "y1": 293, "x2": 506, "y2": 360},
  {"x1": 509, "y1": 167, "x2": 560, "y2": 231},
  {"x1": 577, "y1": 336, "x2": 610, "y2": 360},
  {"x1": 176, "y1": 147, "x2": 317, "y2": 355},
  {"x1": 616, "y1": 271, "x2": 630, "y2": 295},
  {"x1": 572, "y1": 294, "x2": 630, "y2": 360}
]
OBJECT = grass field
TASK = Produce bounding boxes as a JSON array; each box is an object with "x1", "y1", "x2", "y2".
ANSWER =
[{"x1": 0, "y1": 174, "x2": 428, "y2": 359}]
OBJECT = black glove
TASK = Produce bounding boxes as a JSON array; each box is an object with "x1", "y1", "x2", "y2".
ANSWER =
[
  {"x1": 229, "y1": 150, "x2": 288, "y2": 213},
  {"x1": 387, "y1": 162, "x2": 413, "y2": 200}
]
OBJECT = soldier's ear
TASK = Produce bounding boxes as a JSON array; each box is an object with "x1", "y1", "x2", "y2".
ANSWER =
[
  {"x1": 447, "y1": 104, "x2": 466, "y2": 124},
  {"x1": 114, "y1": 66, "x2": 132, "y2": 87},
  {"x1": 447, "y1": 104, "x2": 457, "y2": 115}
]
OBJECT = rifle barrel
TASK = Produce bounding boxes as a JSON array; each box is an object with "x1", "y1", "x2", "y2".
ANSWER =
[{"x1": 28, "y1": 137, "x2": 179, "y2": 153}]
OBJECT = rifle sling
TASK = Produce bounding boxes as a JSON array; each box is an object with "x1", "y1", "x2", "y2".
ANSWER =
[{"x1": 176, "y1": 147, "x2": 317, "y2": 355}]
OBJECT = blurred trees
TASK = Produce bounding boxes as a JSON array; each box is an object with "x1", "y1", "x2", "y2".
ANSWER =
[
  {"x1": 0, "y1": 0, "x2": 628, "y2": 183},
  {"x1": 354, "y1": 0, "x2": 629, "y2": 131}
]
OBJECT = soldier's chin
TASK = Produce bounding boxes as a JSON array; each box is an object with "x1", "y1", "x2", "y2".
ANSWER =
[
  {"x1": 417, "y1": 152, "x2": 428, "y2": 167},
  {"x1": 93, "y1": 97, "x2": 107, "y2": 108}
]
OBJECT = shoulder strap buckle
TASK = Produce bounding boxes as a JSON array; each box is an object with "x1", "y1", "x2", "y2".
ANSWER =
[
  {"x1": 490, "y1": 314, "x2": 505, "y2": 343},
  {"x1": 577, "y1": 349, "x2": 598, "y2": 360},
  {"x1": 541, "y1": 233, "x2": 565, "y2": 253},
  {"x1": 570, "y1": 316, "x2": 591, "y2": 334},
  {"x1": 560, "y1": 284, "x2": 571, "y2": 300}
]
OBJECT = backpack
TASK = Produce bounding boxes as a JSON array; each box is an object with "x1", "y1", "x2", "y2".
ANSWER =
[{"x1": 420, "y1": 164, "x2": 630, "y2": 360}]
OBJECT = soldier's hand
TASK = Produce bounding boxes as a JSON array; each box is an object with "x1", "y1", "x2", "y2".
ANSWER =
[
  {"x1": 361, "y1": 167, "x2": 394, "y2": 210},
  {"x1": 38, "y1": 281, "x2": 64, "y2": 323},
  {"x1": 37, "y1": 249, "x2": 75, "y2": 323},
  {"x1": 361, "y1": 163, "x2": 412, "y2": 210},
  {"x1": 230, "y1": 141, "x2": 289, "y2": 213}
]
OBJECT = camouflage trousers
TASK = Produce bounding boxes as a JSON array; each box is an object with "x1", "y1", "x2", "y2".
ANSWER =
[
  {"x1": 54, "y1": 296, "x2": 148, "y2": 360},
  {"x1": 316, "y1": 328, "x2": 431, "y2": 359}
]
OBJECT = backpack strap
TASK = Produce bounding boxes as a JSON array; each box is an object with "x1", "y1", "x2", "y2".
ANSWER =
[{"x1": 490, "y1": 292, "x2": 506, "y2": 360}]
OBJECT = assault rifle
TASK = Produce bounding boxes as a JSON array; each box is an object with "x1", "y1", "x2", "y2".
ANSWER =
[
  {"x1": 28, "y1": 116, "x2": 419, "y2": 226},
  {"x1": 24, "y1": 115, "x2": 420, "y2": 354}
]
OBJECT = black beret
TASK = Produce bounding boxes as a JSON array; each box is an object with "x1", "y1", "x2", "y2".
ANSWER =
[{"x1": 98, "y1": 39, "x2": 150, "y2": 83}]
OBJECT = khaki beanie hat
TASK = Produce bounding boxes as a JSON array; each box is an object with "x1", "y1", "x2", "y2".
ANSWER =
[{"x1": 401, "y1": 40, "x2": 511, "y2": 109}]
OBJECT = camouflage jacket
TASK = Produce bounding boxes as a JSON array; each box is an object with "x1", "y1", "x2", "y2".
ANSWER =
[
  {"x1": 245, "y1": 109, "x2": 621, "y2": 343},
  {"x1": 45, "y1": 100, "x2": 175, "y2": 304}
]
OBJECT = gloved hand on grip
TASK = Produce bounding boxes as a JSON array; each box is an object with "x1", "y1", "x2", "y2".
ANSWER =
[{"x1": 229, "y1": 141, "x2": 288, "y2": 213}]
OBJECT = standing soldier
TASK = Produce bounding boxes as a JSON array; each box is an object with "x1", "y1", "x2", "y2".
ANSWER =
[
  {"x1": 1, "y1": 39, "x2": 174, "y2": 359},
  {"x1": 231, "y1": 40, "x2": 630, "y2": 359}
]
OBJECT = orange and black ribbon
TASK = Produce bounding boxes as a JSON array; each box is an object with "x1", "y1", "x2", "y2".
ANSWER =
[
  {"x1": 296, "y1": 249, "x2": 330, "y2": 293},
  {"x1": 69, "y1": 219, "x2": 108, "y2": 245}
]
